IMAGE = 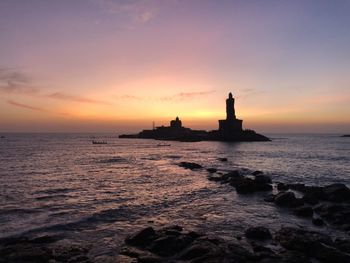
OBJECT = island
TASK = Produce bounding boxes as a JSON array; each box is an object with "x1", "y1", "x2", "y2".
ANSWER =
[
  {"x1": 341, "y1": 134, "x2": 350, "y2": 137},
  {"x1": 119, "y1": 92, "x2": 270, "y2": 142}
]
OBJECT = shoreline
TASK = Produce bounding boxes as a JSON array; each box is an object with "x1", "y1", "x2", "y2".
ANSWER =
[{"x1": 1, "y1": 160, "x2": 349, "y2": 262}]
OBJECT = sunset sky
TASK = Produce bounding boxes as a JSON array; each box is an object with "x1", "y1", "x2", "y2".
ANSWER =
[{"x1": 1, "y1": 0, "x2": 350, "y2": 133}]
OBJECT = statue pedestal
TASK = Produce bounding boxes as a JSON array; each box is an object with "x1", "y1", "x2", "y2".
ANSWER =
[{"x1": 218, "y1": 119, "x2": 243, "y2": 134}]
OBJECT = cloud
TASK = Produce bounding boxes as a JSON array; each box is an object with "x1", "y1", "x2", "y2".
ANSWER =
[
  {"x1": 7, "y1": 100, "x2": 47, "y2": 112},
  {"x1": 0, "y1": 68, "x2": 39, "y2": 95},
  {"x1": 116, "y1": 90, "x2": 215, "y2": 102},
  {"x1": 94, "y1": 0, "x2": 176, "y2": 25},
  {"x1": 160, "y1": 90, "x2": 215, "y2": 101},
  {"x1": 47, "y1": 92, "x2": 111, "y2": 105}
]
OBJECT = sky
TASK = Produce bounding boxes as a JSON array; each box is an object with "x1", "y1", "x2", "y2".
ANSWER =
[{"x1": 0, "y1": 0, "x2": 350, "y2": 133}]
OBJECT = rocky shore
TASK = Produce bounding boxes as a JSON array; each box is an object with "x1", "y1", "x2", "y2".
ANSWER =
[
  {"x1": 1, "y1": 160, "x2": 349, "y2": 262},
  {"x1": 118, "y1": 224, "x2": 350, "y2": 262},
  {"x1": 117, "y1": 163, "x2": 350, "y2": 262}
]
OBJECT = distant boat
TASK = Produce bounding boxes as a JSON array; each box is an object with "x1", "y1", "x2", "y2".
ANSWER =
[
  {"x1": 157, "y1": 143, "x2": 171, "y2": 147},
  {"x1": 341, "y1": 134, "x2": 350, "y2": 137},
  {"x1": 92, "y1": 140, "x2": 107, "y2": 144}
]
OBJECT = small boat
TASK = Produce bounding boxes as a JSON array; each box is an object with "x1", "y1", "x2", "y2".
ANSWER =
[
  {"x1": 157, "y1": 144, "x2": 171, "y2": 147},
  {"x1": 92, "y1": 140, "x2": 107, "y2": 144}
]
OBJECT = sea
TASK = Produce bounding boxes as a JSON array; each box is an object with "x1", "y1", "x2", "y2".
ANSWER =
[{"x1": 0, "y1": 133, "x2": 349, "y2": 258}]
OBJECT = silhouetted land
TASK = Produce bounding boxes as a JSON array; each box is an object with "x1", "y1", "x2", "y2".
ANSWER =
[{"x1": 120, "y1": 92, "x2": 270, "y2": 142}]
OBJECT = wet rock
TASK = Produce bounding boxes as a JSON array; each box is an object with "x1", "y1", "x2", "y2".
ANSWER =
[
  {"x1": 287, "y1": 183, "x2": 306, "y2": 192},
  {"x1": 302, "y1": 188, "x2": 326, "y2": 205},
  {"x1": 207, "y1": 174, "x2": 225, "y2": 182},
  {"x1": 252, "y1": 170, "x2": 264, "y2": 176},
  {"x1": 178, "y1": 243, "x2": 212, "y2": 260},
  {"x1": 179, "y1": 162, "x2": 203, "y2": 170},
  {"x1": 125, "y1": 227, "x2": 157, "y2": 248},
  {"x1": 277, "y1": 183, "x2": 289, "y2": 191},
  {"x1": 312, "y1": 218, "x2": 324, "y2": 226},
  {"x1": 312, "y1": 241, "x2": 350, "y2": 263},
  {"x1": 235, "y1": 178, "x2": 272, "y2": 194},
  {"x1": 314, "y1": 203, "x2": 350, "y2": 228},
  {"x1": 218, "y1": 157, "x2": 228, "y2": 162},
  {"x1": 334, "y1": 238, "x2": 350, "y2": 253},
  {"x1": 245, "y1": 227, "x2": 272, "y2": 240},
  {"x1": 274, "y1": 192, "x2": 303, "y2": 207},
  {"x1": 323, "y1": 183, "x2": 350, "y2": 202},
  {"x1": 138, "y1": 255, "x2": 162, "y2": 263},
  {"x1": 264, "y1": 194, "x2": 276, "y2": 202},
  {"x1": 275, "y1": 227, "x2": 333, "y2": 253},
  {"x1": 206, "y1": 168, "x2": 217, "y2": 173},
  {"x1": 274, "y1": 251, "x2": 312, "y2": 263},
  {"x1": 293, "y1": 206, "x2": 313, "y2": 217},
  {"x1": 254, "y1": 174, "x2": 272, "y2": 184},
  {"x1": 274, "y1": 226, "x2": 350, "y2": 262},
  {"x1": 150, "y1": 235, "x2": 189, "y2": 256},
  {"x1": 123, "y1": 226, "x2": 253, "y2": 263}
]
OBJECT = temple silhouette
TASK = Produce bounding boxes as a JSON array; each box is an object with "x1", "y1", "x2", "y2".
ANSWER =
[{"x1": 119, "y1": 92, "x2": 270, "y2": 142}]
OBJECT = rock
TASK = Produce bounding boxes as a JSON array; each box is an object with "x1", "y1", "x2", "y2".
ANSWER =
[
  {"x1": 218, "y1": 158, "x2": 228, "y2": 162},
  {"x1": 123, "y1": 226, "x2": 253, "y2": 262},
  {"x1": 323, "y1": 183, "x2": 350, "y2": 202},
  {"x1": 252, "y1": 170, "x2": 263, "y2": 176},
  {"x1": 275, "y1": 227, "x2": 332, "y2": 252},
  {"x1": 287, "y1": 183, "x2": 306, "y2": 192},
  {"x1": 274, "y1": 251, "x2": 312, "y2": 263},
  {"x1": 125, "y1": 227, "x2": 157, "y2": 248},
  {"x1": 254, "y1": 174, "x2": 272, "y2": 184},
  {"x1": 274, "y1": 192, "x2": 303, "y2": 207},
  {"x1": 314, "y1": 203, "x2": 350, "y2": 228},
  {"x1": 334, "y1": 238, "x2": 350, "y2": 253},
  {"x1": 293, "y1": 206, "x2": 313, "y2": 217},
  {"x1": 312, "y1": 218, "x2": 324, "y2": 226},
  {"x1": 138, "y1": 255, "x2": 162, "y2": 263},
  {"x1": 264, "y1": 194, "x2": 275, "y2": 202},
  {"x1": 179, "y1": 162, "x2": 202, "y2": 170},
  {"x1": 277, "y1": 183, "x2": 289, "y2": 191},
  {"x1": 149, "y1": 234, "x2": 194, "y2": 256},
  {"x1": 312, "y1": 241, "x2": 350, "y2": 263},
  {"x1": 207, "y1": 168, "x2": 217, "y2": 173},
  {"x1": 178, "y1": 243, "x2": 212, "y2": 260},
  {"x1": 245, "y1": 227, "x2": 272, "y2": 240},
  {"x1": 207, "y1": 174, "x2": 224, "y2": 182},
  {"x1": 275, "y1": 227, "x2": 345, "y2": 261},
  {"x1": 235, "y1": 178, "x2": 272, "y2": 194}
]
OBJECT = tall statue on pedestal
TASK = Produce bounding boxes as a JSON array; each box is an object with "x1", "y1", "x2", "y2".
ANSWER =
[
  {"x1": 218, "y1": 92, "x2": 243, "y2": 133},
  {"x1": 226, "y1": 92, "x2": 236, "y2": 120}
]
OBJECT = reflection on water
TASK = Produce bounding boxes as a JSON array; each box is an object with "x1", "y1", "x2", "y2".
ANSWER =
[{"x1": 0, "y1": 133, "x2": 349, "y2": 257}]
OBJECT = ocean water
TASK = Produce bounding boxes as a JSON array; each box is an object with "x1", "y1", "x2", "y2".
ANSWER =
[{"x1": 0, "y1": 133, "x2": 349, "y2": 258}]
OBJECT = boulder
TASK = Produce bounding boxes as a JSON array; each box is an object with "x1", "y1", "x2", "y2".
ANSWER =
[
  {"x1": 254, "y1": 174, "x2": 272, "y2": 184},
  {"x1": 275, "y1": 227, "x2": 333, "y2": 253},
  {"x1": 150, "y1": 235, "x2": 191, "y2": 256},
  {"x1": 314, "y1": 203, "x2": 350, "y2": 228},
  {"x1": 245, "y1": 227, "x2": 272, "y2": 240},
  {"x1": 206, "y1": 168, "x2": 217, "y2": 173},
  {"x1": 252, "y1": 171, "x2": 264, "y2": 176},
  {"x1": 277, "y1": 183, "x2": 289, "y2": 191},
  {"x1": 179, "y1": 162, "x2": 202, "y2": 170},
  {"x1": 274, "y1": 192, "x2": 303, "y2": 207},
  {"x1": 312, "y1": 218, "x2": 324, "y2": 226},
  {"x1": 235, "y1": 178, "x2": 272, "y2": 194},
  {"x1": 293, "y1": 206, "x2": 313, "y2": 217},
  {"x1": 287, "y1": 184, "x2": 306, "y2": 192},
  {"x1": 125, "y1": 227, "x2": 157, "y2": 248},
  {"x1": 323, "y1": 183, "x2": 350, "y2": 202},
  {"x1": 218, "y1": 158, "x2": 228, "y2": 162}
]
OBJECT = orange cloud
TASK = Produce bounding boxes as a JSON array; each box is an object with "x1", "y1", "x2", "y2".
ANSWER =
[
  {"x1": 7, "y1": 100, "x2": 47, "y2": 112},
  {"x1": 47, "y1": 92, "x2": 111, "y2": 105}
]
